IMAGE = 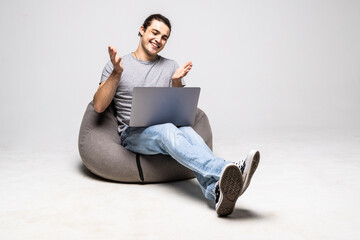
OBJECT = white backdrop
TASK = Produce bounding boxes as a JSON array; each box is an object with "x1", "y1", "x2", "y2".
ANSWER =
[{"x1": 0, "y1": 0, "x2": 359, "y2": 152}]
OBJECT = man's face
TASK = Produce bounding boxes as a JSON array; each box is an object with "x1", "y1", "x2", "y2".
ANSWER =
[{"x1": 139, "y1": 20, "x2": 170, "y2": 57}]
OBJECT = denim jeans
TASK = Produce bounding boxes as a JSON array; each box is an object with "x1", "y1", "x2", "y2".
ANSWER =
[{"x1": 120, "y1": 123, "x2": 231, "y2": 201}]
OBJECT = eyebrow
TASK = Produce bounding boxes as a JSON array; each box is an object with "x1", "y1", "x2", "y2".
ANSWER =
[{"x1": 151, "y1": 29, "x2": 169, "y2": 39}]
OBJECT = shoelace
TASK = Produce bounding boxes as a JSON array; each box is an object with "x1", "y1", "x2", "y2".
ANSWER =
[{"x1": 234, "y1": 160, "x2": 246, "y2": 175}]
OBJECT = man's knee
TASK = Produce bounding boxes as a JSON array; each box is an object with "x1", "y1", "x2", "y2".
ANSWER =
[
  {"x1": 179, "y1": 126, "x2": 199, "y2": 139},
  {"x1": 162, "y1": 123, "x2": 179, "y2": 136},
  {"x1": 179, "y1": 126, "x2": 195, "y2": 134},
  {"x1": 152, "y1": 123, "x2": 181, "y2": 143}
]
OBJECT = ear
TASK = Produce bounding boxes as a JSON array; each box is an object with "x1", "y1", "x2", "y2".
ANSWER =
[{"x1": 139, "y1": 26, "x2": 145, "y2": 37}]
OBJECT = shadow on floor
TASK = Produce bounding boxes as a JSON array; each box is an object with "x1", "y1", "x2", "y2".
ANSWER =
[
  {"x1": 78, "y1": 161, "x2": 120, "y2": 183},
  {"x1": 160, "y1": 179, "x2": 266, "y2": 221},
  {"x1": 164, "y1": 179, "x2": 207, "y2": 203},
  {"x1": 222, "y1": 208, "x2": 265, "y2": 220},
  {"x1": 78, "y1": 160, "x2": 266, "y2": 220}
]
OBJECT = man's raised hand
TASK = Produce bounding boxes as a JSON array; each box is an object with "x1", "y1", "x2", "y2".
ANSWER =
[
  {"x1": 108, "y1": 46, "x2": 123, "y2": 74},
  {"x1": 172, "y1": 61, "x2": 193, "y2": 81}
]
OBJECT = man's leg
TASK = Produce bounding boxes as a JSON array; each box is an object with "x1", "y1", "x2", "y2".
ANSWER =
[
  {"x1": 120, "y1": 123, "x2": 230, "y2": 200},
  {"x1": 178, "y1": 126, "x2": 223, "y2": 200}
]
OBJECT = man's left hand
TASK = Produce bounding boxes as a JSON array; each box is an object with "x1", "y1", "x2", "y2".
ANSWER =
[{"x1": 172, "y1": 61, "x2": 193, "y2": 81}]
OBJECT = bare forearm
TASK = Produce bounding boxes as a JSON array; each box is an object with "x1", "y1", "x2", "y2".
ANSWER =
[
  {"x1": 93, "y1": 70, "x2": 121, "y2": 113},
  {"x1": 172, "y1": 79, "x2": 184, "y2": 87}
]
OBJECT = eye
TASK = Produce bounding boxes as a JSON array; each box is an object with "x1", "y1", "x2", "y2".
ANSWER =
[{"x1": 152, "y1": 31, "x2": 158, "y2": 35}]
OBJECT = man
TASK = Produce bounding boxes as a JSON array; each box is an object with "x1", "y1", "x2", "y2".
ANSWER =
[{"x1": 93, "y1": 14, "x2": 260, "y2": 217}]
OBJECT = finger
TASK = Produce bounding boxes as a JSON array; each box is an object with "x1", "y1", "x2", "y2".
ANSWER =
[
  {"x1": 186, "y1": 64, "x2": 193, "y2": 71},
  {"x1": 109, "y1": 45, "x2": 117, "y2": 51},
  {"x1": 108, "y1": 46, "x2": 116, "y2": 62},
  {"x1": 108, "y1": 46, "x2": 117, "y2": 55},
  {"x1": 108, "y1": 46, "x2": 116, "y2": 56},
  {"x1": 114, "y1": 51, "x2": 119, "y2": 62},
  {"x1": 109, "y1": 46, "x2": 120, "y2": 63},
  {"x1": 110, "y1": 54, "x2": 115, "y2": 63},
  {"x1": 116, "y1": 56, "x2": 122, "y2": 65},
  {"x1": 183, "y1": 66, "x2": 192, "y2": 76},
  {"x1": 182, "y1": 61, "x2": 192, "y2": 68}
]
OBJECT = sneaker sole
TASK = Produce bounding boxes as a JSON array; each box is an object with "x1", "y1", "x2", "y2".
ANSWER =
[
  {"x1": 216, "y1": 164, "x2": 243, "y2": 216},
  {"x1": 241, "y1": 150, "x2": 260, "y2": 194}
]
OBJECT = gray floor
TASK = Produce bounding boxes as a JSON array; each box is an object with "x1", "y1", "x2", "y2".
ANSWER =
[{"x1": 1, "y1": 129, "x2": 359, "y2": 239}]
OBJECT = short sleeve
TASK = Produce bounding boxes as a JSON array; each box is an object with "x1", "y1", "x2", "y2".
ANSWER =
[{"x1": 99, "y1": 61, "x2": 114, "y2": 85}]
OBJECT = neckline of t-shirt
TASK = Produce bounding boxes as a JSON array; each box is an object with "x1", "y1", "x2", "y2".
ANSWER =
[{"x1": 130, "y1": 53, "x2": 161, "y2": 65}]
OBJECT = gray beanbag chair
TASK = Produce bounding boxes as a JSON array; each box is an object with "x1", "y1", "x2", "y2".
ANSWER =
[{"x1": 78, "y1": 101, "x2": 213, "y2": 183}]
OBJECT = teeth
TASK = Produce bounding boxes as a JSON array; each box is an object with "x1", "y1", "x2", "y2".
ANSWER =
[{"x1": 151, "y1": 42, "x2": 159, "y2": 48}]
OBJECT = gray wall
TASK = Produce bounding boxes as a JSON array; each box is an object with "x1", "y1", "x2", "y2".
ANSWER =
[{"x1": 1, "y1": 0, "x2": 359, "y2": 151}]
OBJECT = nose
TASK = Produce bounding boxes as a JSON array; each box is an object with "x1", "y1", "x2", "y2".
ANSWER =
[{"x1": 155, "y1": 35, "x2": 161, "y2": 43}]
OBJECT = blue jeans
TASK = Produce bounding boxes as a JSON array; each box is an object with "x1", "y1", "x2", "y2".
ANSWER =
[{"x1": 120, "y1": 123, "x2": 231, "y2": 201}]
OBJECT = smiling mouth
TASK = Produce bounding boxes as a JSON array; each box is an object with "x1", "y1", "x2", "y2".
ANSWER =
[{"x1": 150, "y1": 41, "x2": 160, "y2": 49}]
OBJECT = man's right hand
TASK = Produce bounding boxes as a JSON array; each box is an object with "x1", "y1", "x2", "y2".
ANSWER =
[
  {"x1": 108, "y1": 46, "x2": 123, "y2": 74},
  {"x1": 93, "y1": 46, "x2": 123, "y2": 113}
]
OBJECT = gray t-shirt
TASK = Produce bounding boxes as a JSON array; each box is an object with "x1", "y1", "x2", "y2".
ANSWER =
[{"x1": 100, "y1": 53, "x2": 179, "y2": 133}]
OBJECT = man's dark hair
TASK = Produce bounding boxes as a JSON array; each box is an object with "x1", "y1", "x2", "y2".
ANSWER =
[{"x1": 138, "y1": 14, "x2": 172, "y2": 37}]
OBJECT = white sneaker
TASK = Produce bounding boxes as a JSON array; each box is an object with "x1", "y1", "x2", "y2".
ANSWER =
[
  {"x1": 236, "y1": 150, "x2": 260, "y2": 195},
  {"x1": 215, "y1": 163, "x2": 243, "y2": 217}
]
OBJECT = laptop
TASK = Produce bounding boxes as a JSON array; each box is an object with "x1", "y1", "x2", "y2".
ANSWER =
[{"x1": 129, "y1": 87, "x2": 201, "y2": 127}]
